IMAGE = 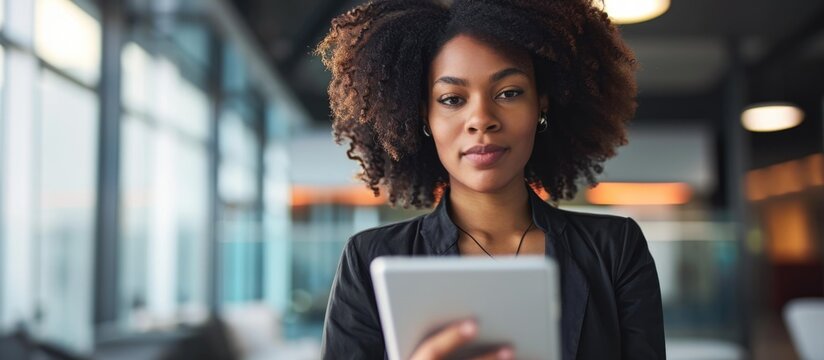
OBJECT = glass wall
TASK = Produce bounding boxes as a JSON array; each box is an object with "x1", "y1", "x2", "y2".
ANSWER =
[
  {"x1": 0, "y1": 0, "x2": 101, "y2": 353},
  {"x1": 216, "y1": 43, "x2": 259, "y2": 304},
  {"x1": 36, "y1": 68, "x2": 100, "y2": 352},
  {"x1": 218, "y1": 99, "x2": 263, "y2": 304},
  {"x1": 119, "y1": 38, "x2": 211, "y2": 331},
  {"x1": 0, "y1": 0, "x2": 309, "y2": 356},
  {"x1": 116, "y1": 0, "x2": 281, "y2": 334}
]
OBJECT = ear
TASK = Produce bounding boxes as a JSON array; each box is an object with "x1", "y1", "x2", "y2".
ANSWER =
[
  {"x1": 420, "y1": 103, "x2": 429, "y2": 125},
  {"x1": 539, "y1": 94, "x2": 549, "y2": 112}
]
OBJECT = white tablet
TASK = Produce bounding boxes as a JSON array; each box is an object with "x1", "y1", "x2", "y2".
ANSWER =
[{"x1": 370, "y1": 256, "x2": 560, "y2": 360}]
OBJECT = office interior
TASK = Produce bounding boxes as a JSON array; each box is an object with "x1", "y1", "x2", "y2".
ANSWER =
[{"x1": 0, "y1": 0, "x2": 822, "y2": 359}]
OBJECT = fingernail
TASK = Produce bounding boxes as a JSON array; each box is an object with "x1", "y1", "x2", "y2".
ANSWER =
[
  {"x1": 497, "y1": 348, "x2": 514, "y2": 360},
  {"x1": 460, "y1": 320, "x2": 476, "y2": 337}
]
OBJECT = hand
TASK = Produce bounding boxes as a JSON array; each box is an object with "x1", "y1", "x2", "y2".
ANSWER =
[{"x1": 409, "y1": 319, "x2": 514, "y2": 360}]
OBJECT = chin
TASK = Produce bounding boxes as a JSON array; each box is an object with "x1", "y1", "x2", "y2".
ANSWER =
[{"x1": 451, "y1": 170, "x2": 521, "y2": 194}]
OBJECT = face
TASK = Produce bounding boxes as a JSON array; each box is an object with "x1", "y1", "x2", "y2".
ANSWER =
[{"x1": 426, "y1": 34, "x2": 548, "y2": 194}]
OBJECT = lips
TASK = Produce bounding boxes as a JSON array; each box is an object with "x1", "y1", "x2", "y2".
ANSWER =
[{"x1": 461, "y1": 144, "x2": 508, "y2": 167}]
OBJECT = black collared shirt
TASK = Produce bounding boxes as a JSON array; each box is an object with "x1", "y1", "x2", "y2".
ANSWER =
[{"x1": 321, "y1": 187, "x2": 666, "y2": 359}]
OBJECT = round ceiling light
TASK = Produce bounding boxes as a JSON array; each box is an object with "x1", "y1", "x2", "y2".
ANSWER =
[
  {"x1": 741, "y1": 102, "x2": 805, "y2": 132},
  {"x1": 601, "y1": 0, "x2": 671, "y2": 24}
]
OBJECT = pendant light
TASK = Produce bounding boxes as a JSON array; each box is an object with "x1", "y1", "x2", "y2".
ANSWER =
[
  {"x1": 741, "y1": 102, "x2": 804, "y2": 132},
  {"x1": 601, "y1": 0, "x2": 671, "y2": 24}
]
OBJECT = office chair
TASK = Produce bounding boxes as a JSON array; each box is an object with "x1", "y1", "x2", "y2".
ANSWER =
[{"x1": 784, "y1": 298, "x2": 824, "y2": 360}]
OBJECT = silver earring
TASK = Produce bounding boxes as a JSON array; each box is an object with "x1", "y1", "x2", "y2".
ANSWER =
[
  {"x1": 537, "y1": 111, "x2": 548, "y2": 133},
  {"x1": 422, "y1": 124, "x2": 431, "y2": 137}
]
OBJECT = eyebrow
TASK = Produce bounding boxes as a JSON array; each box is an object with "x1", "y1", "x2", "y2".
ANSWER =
[{"x1": 433, "y1": 67, "x2": 528, "y2": 87}]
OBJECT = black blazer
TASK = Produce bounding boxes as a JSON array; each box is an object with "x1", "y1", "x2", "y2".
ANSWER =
[{"x1": 321, "y1": 187, "x2": 666, "y2": 359}]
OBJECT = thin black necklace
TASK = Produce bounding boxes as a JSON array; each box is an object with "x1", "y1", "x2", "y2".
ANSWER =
[{"x1": 455, "y1": 222, "x2": 534, "y2": 258}]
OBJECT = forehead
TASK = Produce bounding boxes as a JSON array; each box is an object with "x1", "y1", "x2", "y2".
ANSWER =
[{"x1": 429, "y1": 34, "x2": 533, "y2": 80}]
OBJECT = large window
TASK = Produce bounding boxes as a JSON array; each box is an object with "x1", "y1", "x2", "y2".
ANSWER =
[
  {"x1": 0, "y1": 48, "x2": 38, "y2": 346},
  {"x1": 36, "y1": 69, "x2": 99, "y2": 351},
  {"x1": 120, "y1": 41, "x2": 210, "y2": 331},
  {"x1": 0, "y1": 0, "x2": 306, "y2": 356},
  {"x1": 218, "y1": 72, "x2": 263, "y2": 304},
  {"x1": 0, "y1": 0, "x2": 101, "y2": 353},
  {"x1": 219, "y1": 110, "x2": 263, "y2": 303},
  {"x1": 34, "y1": 0, "x2": 101, "y2": 85}
]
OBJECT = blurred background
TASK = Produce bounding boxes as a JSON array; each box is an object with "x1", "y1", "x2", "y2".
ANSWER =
[{"x1": 0, "y1": 0, "x2": 822, "y2": 359}]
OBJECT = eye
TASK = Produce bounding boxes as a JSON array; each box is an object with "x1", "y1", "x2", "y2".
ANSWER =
[
  {"x1": 497, "y1": 89, "x2": 523, "y2": 100},
  {"x1": 437, "y1": 95, "x2": 464, "y2": 107}
]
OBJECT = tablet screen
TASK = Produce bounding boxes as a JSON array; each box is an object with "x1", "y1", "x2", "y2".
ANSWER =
[{"x1": 370, "y1": 256, "x2": 560, "y2": 360}]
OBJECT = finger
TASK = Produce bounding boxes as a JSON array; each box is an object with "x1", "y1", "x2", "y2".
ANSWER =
[
  {"x1": 471, "y1": 347, "x2": 515, "y2": 360},
  {"x1": 412, "y1": 320, "x2": 477, "y2": 360}
]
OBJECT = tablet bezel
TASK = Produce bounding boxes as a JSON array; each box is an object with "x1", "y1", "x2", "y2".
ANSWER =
[{"x1": 370, "y1": 256, "x2": 560, "y2": 360}]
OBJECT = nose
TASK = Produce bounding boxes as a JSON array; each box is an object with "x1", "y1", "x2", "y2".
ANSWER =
[{"x1": 465, "y1": 98, "x2": 501, "y2": 134}]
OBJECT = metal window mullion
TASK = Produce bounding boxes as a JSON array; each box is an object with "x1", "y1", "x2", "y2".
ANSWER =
[
  {"x1": 93, "y1": 0, "x2": 124, "y2": 338},
  {"x1": 207, "y1": 28, "x2": 223, "y2": 314},
  {"x1": 254, "y1": 94, "x2": 265, "y2": 300},
  {"x1": 724, "y1": 38, "x2": 752, "y2": 356}
]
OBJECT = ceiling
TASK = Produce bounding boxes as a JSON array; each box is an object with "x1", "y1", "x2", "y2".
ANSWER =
[{"x1": 230, "y1": 0, "x2": 824, "y2": 169}]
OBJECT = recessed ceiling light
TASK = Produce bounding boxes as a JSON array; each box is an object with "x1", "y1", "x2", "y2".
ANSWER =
[
  {"x1": 601, "y1": 0, "x2": 671, "y2": 24},
  {"x1": 741, "y1": 102, "x2": 804, "y2": 132}
]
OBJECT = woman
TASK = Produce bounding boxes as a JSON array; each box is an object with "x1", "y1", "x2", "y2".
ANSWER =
[{"x1": 315, "y1": 0, "x2": 665, "y2": 359}]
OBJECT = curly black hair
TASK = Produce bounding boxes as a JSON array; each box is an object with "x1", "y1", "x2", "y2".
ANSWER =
[{"x1": 315, "y1": 0, "x2": 637, "y2": 209}]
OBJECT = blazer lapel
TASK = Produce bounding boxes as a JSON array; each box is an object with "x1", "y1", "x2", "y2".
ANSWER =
[
  {"x1": 548, "y1": 230, "x2": 589, "y2": 360},
  {"x1": 419, "y1": 188, "x2": 460, "y2": 256},
  {"x1": 533, "y1": 191, "x2": 589, "y2": 360}
]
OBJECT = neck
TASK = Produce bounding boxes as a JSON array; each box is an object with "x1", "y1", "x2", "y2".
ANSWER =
[{"x1": 447, "y1": 178, "x2": 532, "y2": 241}]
